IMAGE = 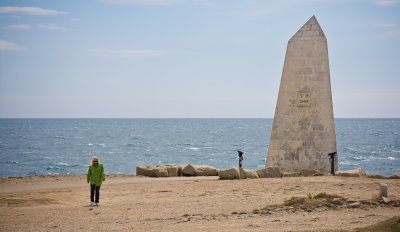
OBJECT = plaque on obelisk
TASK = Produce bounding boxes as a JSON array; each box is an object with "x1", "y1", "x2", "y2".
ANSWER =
[{"x1": 267, "y1": 16, "x2": 337, "y2": 174}]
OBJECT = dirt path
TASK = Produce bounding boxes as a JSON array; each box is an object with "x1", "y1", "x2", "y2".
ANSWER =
[{"x1": 0, "y1": 175, "x2": 399, "y2": 231}]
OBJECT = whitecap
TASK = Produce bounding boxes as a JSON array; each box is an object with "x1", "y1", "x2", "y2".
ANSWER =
[
  {"x1": 88, "y1": 143, "x2": 93, "y2": 146},
  {"x1": 188, "y1": 147, "x2": 199, "y2": 151},
  {"x1": 388, "y1": 156, "x2": 396, "y2": 160},
  {"x1": 55, "y1": 162, "x2": 69, "y2": 166}
]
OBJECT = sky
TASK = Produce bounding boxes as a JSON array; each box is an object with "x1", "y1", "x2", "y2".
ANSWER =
[{"x1": 0, "y1": 0, "x2": 399, "y2": 118}]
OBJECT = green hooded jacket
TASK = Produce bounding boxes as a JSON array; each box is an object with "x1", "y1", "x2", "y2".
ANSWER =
[{"x1": 87, "y1": 163, "x2": 105, "y2": 186}]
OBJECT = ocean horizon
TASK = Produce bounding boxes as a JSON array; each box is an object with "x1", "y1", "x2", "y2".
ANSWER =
[{"x1": 0, "y1": 118, "x2": 399, "y2": 177}]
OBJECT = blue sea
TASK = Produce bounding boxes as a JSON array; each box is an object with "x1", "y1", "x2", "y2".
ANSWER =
[{"x1": 0, "y1": 118, "x2": 399, "y2": 177}]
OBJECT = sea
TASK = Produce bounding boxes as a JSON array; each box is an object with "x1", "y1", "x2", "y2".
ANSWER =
[{"x1": 0, "y1": 118, "x2": 399, "y2": 177}]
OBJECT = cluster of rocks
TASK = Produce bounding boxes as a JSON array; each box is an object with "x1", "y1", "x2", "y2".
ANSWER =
[
  {"x1": 136, "y1": 165, "x2": 328, "y2": 179},
  {"x1": 136, "y1": 164, "x2": 218, "y2": 178},
  {"x1": 136, "y1": 165, "x2": 400, "y2": 180},
  {"x1": 335, "y1": 167, "x2": 400, "y2": 179}
]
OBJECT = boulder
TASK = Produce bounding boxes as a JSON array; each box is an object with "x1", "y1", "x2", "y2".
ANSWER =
[
  {"x1": 182, "y1": 164, "x2": 218, "y2": 176},
  {"x1": 348, "y1": 202, "x2": 362, "y2": 208},
  {"x1": 387, "y1": 173, "x2": 400, "y2": 179},
  {"x1": 182, "y1": 165, "x2": 196, "y2": 176},
  {"x1": 257, "y1": 167, "x2": 282, "y2": 178},
  {"x1": 335, "y1": 168, "x2": 366, "y2": 178},
  {"x1": 283, "y1": 172, "x2": 301, "y2": 177},
  {"x1": 177, "y1": 165, "x2": 185, "y2": 176},
  {"x1": 162, "y1": 165, "x2": 179, "y2": 177},
  {"x1": 331, "y1": 198, "x2": 346, "y2": 206},
  {"x1": 366, "y1": 174, "x2": 387, "y2": 179},
  {"x1": 300, "y1": 169, "x2": 318, "y2": 177},
  {"x1": 154, "y1": 168, "x2": 169, "y2": 177},
  {"x1": 136, "y1": 166, "x2": 151, "y2": 176},
  {"x1": 239, "y1": 168, "x2": 246, "y2": 179},
  {"x1": 137, "y1": 165, "x2": 176, "y2": 177},
  {"x1": 194, "y1": 165, "x2": 218, "y2": 176},
  {"x1": 243, "y1": 169, "x2": 259, "y2": 179},
  {"x1": 218, "y1": 168, "x2": 241, "y2": 180}
]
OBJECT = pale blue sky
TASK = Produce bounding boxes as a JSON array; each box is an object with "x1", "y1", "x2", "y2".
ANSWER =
[{"x1": 0, "y1": 0, "x2": 399, "y2": 118}]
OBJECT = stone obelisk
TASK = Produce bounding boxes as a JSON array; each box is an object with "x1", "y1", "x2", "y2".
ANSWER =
[{"x1": 267, "y1": 16, "x2": 337, "y2": 174}]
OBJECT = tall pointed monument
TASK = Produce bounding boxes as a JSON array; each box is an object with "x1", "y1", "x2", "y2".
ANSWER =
[{"x1": 267, "y1": 16, "x2": 337, "y2": 174}]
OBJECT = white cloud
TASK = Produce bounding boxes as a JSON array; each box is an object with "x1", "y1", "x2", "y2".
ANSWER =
[
  {"x1": 38, "y1": 24, "x2": 67, "y2": 31},
  {"x1": 3, "y1": 24, "x2": 32, "y2": 30},
  {"x1": 375, "y1": 0, "x2": 400, "y2": 6},
  {"x1": 91, "y1": 49, "x2": 168, "y2": 58},
  {"x1": 104, "y1": 0, "x2": 179, "y2": 5},
  {"x1": 71, "y1": 18, "x2": 81, "y2": 22},
  {"x1": 0, "y1": 39, "x2": 25, "y2": 51},
  {"x1": 0, "y1": 6, "x2": 67, "y2": 16}
]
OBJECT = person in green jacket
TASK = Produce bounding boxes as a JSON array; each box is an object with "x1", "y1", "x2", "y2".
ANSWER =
[{"x1": 87, "y1": 156, "x2": 105, "y2": 206}]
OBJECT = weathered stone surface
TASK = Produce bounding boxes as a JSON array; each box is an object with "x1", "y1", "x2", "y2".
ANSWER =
[
  {"x1": 163, "y1": 165, "x2": 179, "y2": 177},
  {"x1": 182, "y1": 165, "x2": 196, "y2": 176},
  {"x1": 177, "y1": 165, "x2": 185, "y2": 176},
  {"x1": 154, "y1": 168, "x2": 169, "y2": 177},
  {"x1": 218, "y1": 168, "x2": 241, "y2": 180},
  {"x1": 239, "y1": 168, "x2": 246, "y2": 179},
  {"x1": 244, "y1": 169, "x2": 259, "y2": 179},
  {"x1": 181, "y1": 165, "x2": 218, "y2": 176},
  {"x1": 194, "y1": 165, "x2": 218, "y2": 176},
  {"x1": 336, "y1": 168, "x2": 366, "y2": 177},
  {"x1": 257, "y1": 167, "x2": 283, "y2": 178},
  {"x1": 382, "y1": 197, "x2": 391, "y2": 204},
  {"x1": 331, "y1": 198, "x2": 345, "y2": 206},
  {"x1": 267, "y1": 16, "x2": 337, "y2": 174},
  {"x1": 283, "y1": 172, "x2": 301, "y2": 177},
  {"x1": 300, "y1": 169, "x2": 318, "y2": 177},
  {"x1": 387, "y1": 173, "x2": 400, "y2": 179},
  {"x1": 380, "y1": 183, "x2": 388, "y2": 198},
  {"x1": 136, "y1": 166, "x2": 151, "y2": 176},
  {"x1": 366, "y1": 174, "x2": 387, "y2": 179},
  {"x1": 137, "y1": 164, "x2": 179, "y2": 177},
  {"x1": 348, "y1": 202, "x2": 361, "y2": 208}
]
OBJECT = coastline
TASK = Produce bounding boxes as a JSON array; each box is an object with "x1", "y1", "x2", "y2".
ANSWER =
[{"x1": 0, "y1": 174, "x2": 399, "y2": 231}]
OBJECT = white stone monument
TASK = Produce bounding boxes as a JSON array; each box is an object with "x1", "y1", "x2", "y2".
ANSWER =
[{"x1": 267, "y1": 16, "x2": 337, "y2": 174}]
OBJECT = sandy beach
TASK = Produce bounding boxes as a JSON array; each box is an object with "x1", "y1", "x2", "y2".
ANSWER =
[{"x1": 0, "y1": 175, "x2": 399, "y2": 232}]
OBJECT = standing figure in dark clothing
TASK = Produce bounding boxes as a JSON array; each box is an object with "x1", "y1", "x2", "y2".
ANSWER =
[{"x1": 237, "y1": 150, "x2": 244, "y2": 168}]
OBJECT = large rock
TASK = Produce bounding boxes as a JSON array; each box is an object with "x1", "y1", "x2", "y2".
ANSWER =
[
  {"x1": 257, "y1": 167, "x2": 282, "y2": 178},
  {"x1": 387, "y1": 173, "x2": 400, "y2": 179},
  {"x1": 159, "y1": 165, "x2": 178, "y2": 177},
  {"x1": 194, "y1": 165, "x2": 218, "y2": 176},
  {"x1": 243, "y1": 169, "x2": 259, "y2": 179},
  {"x1": 218, "y1": 168, "x2": 241, "y2": 180},
  {"x1": 136, "y1": 166, "x2": 151, "y2": 176},
  {"x1": 283, "y1": 172, "x2": 301, "y2": 177},
  {"x1": 136, "y1": 164, "x2": 178, "y2": 177},
  {"x1": 366, "y1": 173, "x2": 387, "y2": 179},
  {"x1": 300, "y1": 169, "x2": 318, "y2": 177},
  {"x1": 155, "y1": 168, "x2": 169, "y2": 177},
  {"x1": 182, "y1": 164, "x2": 218, "y2": 176},
  {"x1": 336, "y1": 168, "x2": 366, "y2": 177},
  {"x1": 182, "y1": 165, "x2": 196, "y2": 176}
]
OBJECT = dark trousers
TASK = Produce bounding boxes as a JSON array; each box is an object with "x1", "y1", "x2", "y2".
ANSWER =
[{"x1": 90, "y1": 184, "x2": 101, "y2": 203}]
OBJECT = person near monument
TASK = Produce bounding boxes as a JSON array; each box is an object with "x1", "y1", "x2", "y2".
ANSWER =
[
  {"x1": 237, "y1": 150, "x2": 244, "y2": 168},
  {"x1": 87, "y1": 156, "x2": 105, "y2": 206}
]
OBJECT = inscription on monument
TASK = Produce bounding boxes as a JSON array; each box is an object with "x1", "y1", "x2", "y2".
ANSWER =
[{"x1": 297, "y1": 91, "x2": 311, "y2": 107}]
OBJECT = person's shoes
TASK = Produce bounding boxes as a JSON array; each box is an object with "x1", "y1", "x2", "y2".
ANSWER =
[
  {"x1": 95, "y1": 203, "x2": 99, "y2": 206},
  {"x1": 90, "y1": 202, "x2": 94, "y2": 207}
]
